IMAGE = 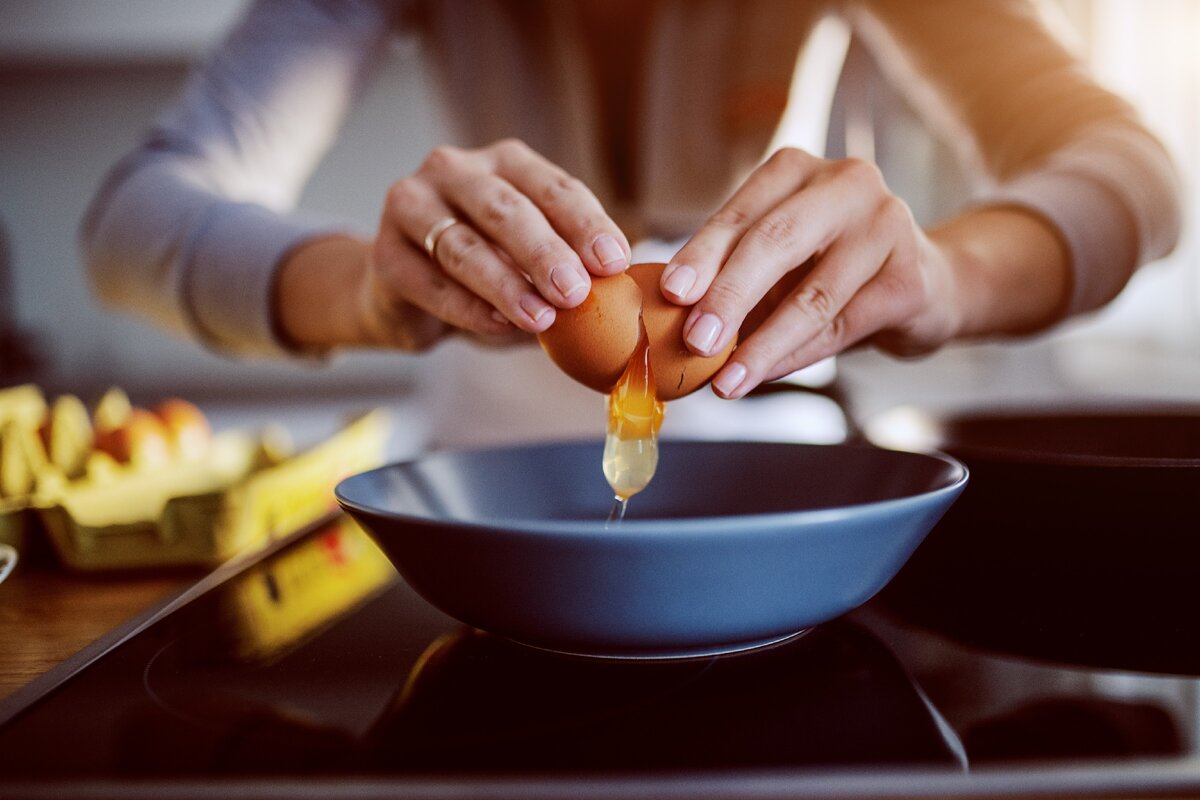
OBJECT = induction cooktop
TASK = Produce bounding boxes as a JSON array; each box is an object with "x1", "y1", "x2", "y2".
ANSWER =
[{"x1": 2, "y1": 515, "x2": 1199, "y2": 799}]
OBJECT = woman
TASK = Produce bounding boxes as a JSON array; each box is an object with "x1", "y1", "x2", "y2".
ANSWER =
[{"x1": 82, "y1": 0, "x2": 1180, "y2": 441}]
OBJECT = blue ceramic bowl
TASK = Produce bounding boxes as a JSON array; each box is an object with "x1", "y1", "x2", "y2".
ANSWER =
[{"x1": 336, "y1": 440, "x2": 967, "y2": 659}]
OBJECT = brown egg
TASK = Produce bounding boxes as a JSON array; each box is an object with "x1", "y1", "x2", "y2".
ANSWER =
[
  {"x1": 536, "y1": 269, "x2": 642, "y2": 393},
  {"x1": 538, "y1": 262, "x2": 735, "y2": 400},
  {"x1": 93, "y1": 408, "x2": 172, "y2": 468},
  {"x1": 155, "y1": 398, "x2": 213, "y2": 460}
]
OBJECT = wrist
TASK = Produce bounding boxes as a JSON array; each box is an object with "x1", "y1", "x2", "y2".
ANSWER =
[
  {"x1": 273, "y1": 234, "x2": 374, "y2": 351},
  {"x1": 928, "y1": 206, "x2": 1071, "y2": 340}
]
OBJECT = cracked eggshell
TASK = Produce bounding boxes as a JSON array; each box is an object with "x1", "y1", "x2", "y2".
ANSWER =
[
  {"x1": 626, "y1": 263, "x2": 736, "y2": 401},
  {"x1": 537, "y1": 270, "x2": 642, "y2": 393},
  {"x1": 538, "y1": 262, "x2": 735, "y2": 400}
]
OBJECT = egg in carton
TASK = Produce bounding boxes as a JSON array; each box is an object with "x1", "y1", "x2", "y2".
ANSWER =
[{"x1": 0, "y1": 384, "x2": 391, "y2": 571}]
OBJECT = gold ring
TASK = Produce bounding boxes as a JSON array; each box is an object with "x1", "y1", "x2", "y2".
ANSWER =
[{"x1": 422, "y1": 216, "x2": 460, "y2": 259}]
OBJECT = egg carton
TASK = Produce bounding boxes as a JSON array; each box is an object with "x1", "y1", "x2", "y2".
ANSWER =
[{"x1": 27, "y1": 407, "x2": 391, "y2": 572}]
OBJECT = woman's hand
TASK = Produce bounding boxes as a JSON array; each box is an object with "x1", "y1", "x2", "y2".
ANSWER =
[
  {"x1": 658, "y1": 147, "x2": 1069, "y2": 399},
  {"x1": 275, "y1": 138, "x2": 631, "y2": 352}
]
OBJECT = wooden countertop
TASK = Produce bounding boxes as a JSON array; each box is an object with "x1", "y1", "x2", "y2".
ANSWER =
[
  {"x1": 0, "y1": 555, "x2": 190, "y2": 702},
  {"x1": 0, "y1": 396, "x2": 417, "y2": 706}
]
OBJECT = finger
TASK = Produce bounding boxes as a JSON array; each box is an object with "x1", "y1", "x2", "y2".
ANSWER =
[
  {"x1": 755, "y1": 198, "x2": 929, "y2": 372},
  {"x1": 432, "y1": 222, "x2": 559, "y2": 333},
  {"x1": 771, "y1": 263, "x2": 922, "y2": 378},
  {"x1": 372, "y1": 225, "x2": 512, "y2": 338},
  {"x1": 683, "y1": 159, "x2": 887, "y2": 357},
  {"x1": 489, "y1": 139, "x2": 631, "y2": 276},
  {"x1": 386, "y1": 177, "x2": 557, "y2": 333},
  {"x1": 709, "y1": 231, "x2": 895, "y2": 399},
  {"x1": 661, "y1": 148, "x2": 821, "y2": 305},
  {"x1": 420, "y1": 145, "x2": 591, "y2": 308}
]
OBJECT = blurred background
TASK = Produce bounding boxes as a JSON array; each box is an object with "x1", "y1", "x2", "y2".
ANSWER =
[{"x1": 1, "y1": 0, "x2": 1197, "y2": 432}]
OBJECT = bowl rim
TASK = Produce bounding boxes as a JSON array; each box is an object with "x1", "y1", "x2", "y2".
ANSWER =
[{"x1": 334, "y1": 439, "x2": 969, "y2": 539}]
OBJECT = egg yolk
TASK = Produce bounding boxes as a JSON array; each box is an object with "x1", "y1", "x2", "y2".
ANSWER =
[{"x1": 602, "y1": 323, "x2": 665, "y2": 501}]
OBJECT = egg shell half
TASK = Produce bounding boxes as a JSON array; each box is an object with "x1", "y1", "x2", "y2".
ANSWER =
[
  {"x1": 538, "y1": 262, "x2": 735, "y2": 400},
  {"x1": 626, "y1": 263, "x2": 736, "y2": 401},
  {"x1": 537, "y1": 270, "x2": 642, "y2": 393}
]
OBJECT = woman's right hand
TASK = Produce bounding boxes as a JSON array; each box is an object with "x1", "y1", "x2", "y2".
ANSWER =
[{"x1": 283, "y1": 138, "x2": 633, "y2": 353}]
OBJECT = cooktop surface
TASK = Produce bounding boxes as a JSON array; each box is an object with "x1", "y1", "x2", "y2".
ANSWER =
[{"x1": 2, "y1": 515, "x2": 1199, "y2": 798}]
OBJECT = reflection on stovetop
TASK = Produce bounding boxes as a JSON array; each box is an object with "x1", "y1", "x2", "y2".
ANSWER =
[
  {"x1": 0, "y1": 516, "x2": 1196, "y2": 783},
  {"x1": 137, "y1": 613, "x2": 965, "y2": 774},
  {"x1": 863, "y1": 606, "x2": 1191, "y2": 766}
]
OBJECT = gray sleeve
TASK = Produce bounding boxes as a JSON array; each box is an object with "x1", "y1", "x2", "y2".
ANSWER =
[
  {"x1": 850, "y1": 0, "x2": 1182, "y2": 316},
  {"x1": 81, "y1": 0, "x2": 397, "y2": 357}
]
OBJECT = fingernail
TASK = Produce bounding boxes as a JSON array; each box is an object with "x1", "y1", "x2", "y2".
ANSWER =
[
  {"x1": 491, "y1": 310, "x2": 511, "y2": 325},
  {"x1": 520, "y1": 294, "x2": 555, "y2": 326},
  {"x1": 687, "y1": 313, "x2": 723, "y2": 355},
  {"x1": 593, "y1": 235, "x2": 626, "y2": 270},
  {"x1": 551, "y1": 265, "x2": 589, "y2": 302},
  {"x1": 712, "y1": 362, "x2": 748, "y2": 398},
  {"x1": 662, "y1": 265, "x2": 697, "y2": 300}
]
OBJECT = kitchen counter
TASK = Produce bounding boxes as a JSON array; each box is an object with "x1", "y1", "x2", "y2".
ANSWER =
[
  {"x1": 0, "y1": 559, "x2": 188, "y2": 703},
  {"x1": 0, "y1": 393, "x2": 427, "y2": 706}
]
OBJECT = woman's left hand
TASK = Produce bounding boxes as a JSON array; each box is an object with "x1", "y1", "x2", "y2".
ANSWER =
[{"x1": 658, "y1": 147, "x2": 964, "y2": 399}]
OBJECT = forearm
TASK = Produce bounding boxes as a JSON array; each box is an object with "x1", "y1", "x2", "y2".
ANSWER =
[
  {"x1": 82, "y1": 156, "x2": 342, "y2": 355},
  {"x1": 81, "y1": 0, "x2": 396, "y2": 358},
  {"x1": 931, "y1": 205, "x2": 1071, "y2": 340},
  {"x1": 855, "y1": 0, "x2": 1182, "y2": 319}
]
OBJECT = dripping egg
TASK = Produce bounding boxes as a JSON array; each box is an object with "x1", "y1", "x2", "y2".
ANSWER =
[{"x1": 538, "y1": 262, "x2": 736, "y2": 503}]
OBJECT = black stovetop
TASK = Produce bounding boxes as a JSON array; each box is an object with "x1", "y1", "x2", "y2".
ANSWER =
[{"x1": 2, "y1": 515, "x2": 1199, "y2": 799}]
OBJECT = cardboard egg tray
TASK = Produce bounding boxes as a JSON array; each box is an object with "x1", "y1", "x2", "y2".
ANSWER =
[{"x1": 0, "y1": 393, "x2": 391, "y2": 572}]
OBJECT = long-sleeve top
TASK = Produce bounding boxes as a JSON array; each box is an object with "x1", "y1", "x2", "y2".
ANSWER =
[{"x1": 81, "y1": 0, "x2": 1182, "y2": 359}]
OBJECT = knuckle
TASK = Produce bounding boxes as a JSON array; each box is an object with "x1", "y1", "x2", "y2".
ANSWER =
[
  {"x1": 480, "y1": 185, "x2": 525, "y2": 225},
  {"x1": 526, "y1": 238, "x2": 568, "y2": 270},
  {"x1": 384, "y1": 177, "x2": 419, "y2": 214},
  {"x1": 438, "y1": 229, "x2": 487, "y2": 273},
  {"x1": 492, "y1": 137, "x2": 530, "y2": 159},
  {"x1": 541, "y1": 173, "x2": 584, "y2": 207},
  {"x1": 493, "y1": 284, "x2": 524, "y2": 312},
  {"x1": 877, "y1": 194, "x2": 914, "y2": 232},
  {"x1": 796, "y1": 314, "x2": 848, "y2": 363},
  {"x1": 574, "y1": 212, "x2": 609, "y2": 238},
  {"x1": 710, "y1": 204, "x2": 754, "y2": 231},
  {"x1": 702, "y1": 278, "x2": 750, "y2": 316},
  {"x1": 788, "y1": 282, "x2": 839, "y2": 323},
  {"x1": 825, "y1": 312, "x2": 848, "y2": 345},
  {"x1": 767, "y1": 146, "x2": 810, "y2": 174},
  {"x1": 752, "y1": 213, "x2": 800, "y2": 254},
  {"x1": 421, "y1": 144, "x2": 461, "y2": 175},
  {"x1": 838, "y1": 157, "x2": 885, "y2": 188}
]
